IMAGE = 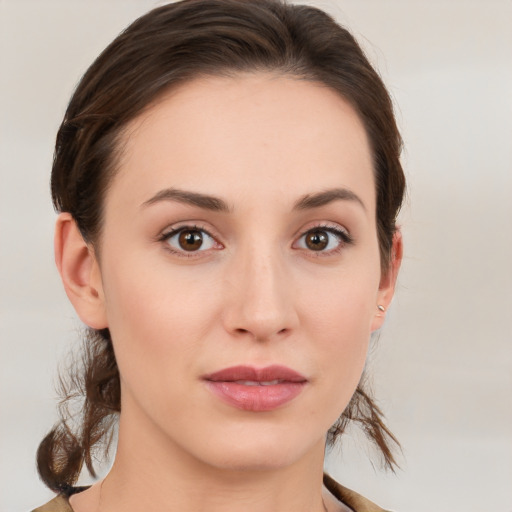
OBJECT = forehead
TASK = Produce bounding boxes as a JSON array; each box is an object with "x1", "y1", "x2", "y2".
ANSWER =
[{"x1": 111, "y1": 73, "x2": 375, "y2": 214}]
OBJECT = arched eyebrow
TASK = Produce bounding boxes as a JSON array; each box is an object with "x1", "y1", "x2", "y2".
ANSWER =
[
  {"x1": 293, "y1": 188, "x2": 366, "y2": 212},
  {"x1": 141, "y1": 187, "x2": 365, "y2": 213},
  {"x1": 141, "y1": 188, "x2": 232, "y2": 212}
]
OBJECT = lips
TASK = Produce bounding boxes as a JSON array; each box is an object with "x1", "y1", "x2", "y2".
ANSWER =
[{"x1": 203, "y1": 365, "x2": 307, "y2": 412}]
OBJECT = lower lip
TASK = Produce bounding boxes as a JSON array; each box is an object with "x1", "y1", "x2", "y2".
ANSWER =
[{"x1": 205, "y1": 381, "x2": 305, "y2": 412}]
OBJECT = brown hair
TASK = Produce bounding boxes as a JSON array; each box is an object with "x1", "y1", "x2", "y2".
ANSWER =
[{"x1": 39, "y1": 0, "x2": 405, "y2": 492}]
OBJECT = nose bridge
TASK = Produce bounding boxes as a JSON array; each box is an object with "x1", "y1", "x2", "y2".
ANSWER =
[{"x1": 223, "y1": 235, "x2": 297, "y2": 341}]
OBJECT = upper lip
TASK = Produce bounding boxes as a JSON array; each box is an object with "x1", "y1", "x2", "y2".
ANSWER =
[{"x1": 204, "y1": 365, "x2": 307, "y2": 383}]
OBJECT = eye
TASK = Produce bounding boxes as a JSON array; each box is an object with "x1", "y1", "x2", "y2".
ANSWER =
[
  {"x1": 161, "y1": 225, "x2": 219, "y2": 254},
  {"x1": 295, "y1": 226, "x2": 352, "y2": 254}
]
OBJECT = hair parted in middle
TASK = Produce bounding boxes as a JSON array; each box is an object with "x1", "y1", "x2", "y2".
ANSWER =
[{"x1": 38, "y1": 0, "x2": 405, "y2": 492}]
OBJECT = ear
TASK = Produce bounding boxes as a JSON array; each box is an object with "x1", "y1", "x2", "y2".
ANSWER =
[
  {"x1": 54, "y1": 212, "x2": 108, "y2": 329},
  {"x1": 371, "y1": 230, "x2": 403, "y2": 332}
]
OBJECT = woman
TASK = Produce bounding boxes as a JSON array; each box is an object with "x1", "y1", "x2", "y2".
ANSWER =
[{"x1": 33, "y1": 0, "x2": 405, "y2": 511}]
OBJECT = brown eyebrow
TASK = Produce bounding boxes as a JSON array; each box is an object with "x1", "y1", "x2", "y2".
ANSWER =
[
  {"x1": 142, "y1": 188, "x2": 232, "y2": 213},
  {"x1": 142, "y1": 186, "x2": 365, "y2": 213},
  {"x1": 292, "y1": 188, "x2": 366, "y2": 212}
]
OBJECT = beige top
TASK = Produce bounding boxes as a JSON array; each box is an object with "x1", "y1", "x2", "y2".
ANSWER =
[{"x1": 31, "y1": 473, "x2": 390, "y2": 512}]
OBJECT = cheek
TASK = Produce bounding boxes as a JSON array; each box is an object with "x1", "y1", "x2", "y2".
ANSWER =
[
  {"x1": 98, "y1": 256, "x2": 215, "y2": 427},
  {"x1": 99, "y1": 253, "x2": 209, "y2": 376},
  {"x1": 302, "y1": 261, "x2": 380, "y2": 341},
  {"x1": 102, "y1": 247, "x2": 209, "y2": 328},
  {"x1": 314, "y1": 292, "x2": 371, "y2": 388},
  {"x1": 299, "y1": 264, "x2": 379, "y2": 411}
]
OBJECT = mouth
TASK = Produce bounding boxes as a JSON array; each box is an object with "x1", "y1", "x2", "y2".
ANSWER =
[{"x1": 203, "y1": 365, "x2": 307, "y2": 412}]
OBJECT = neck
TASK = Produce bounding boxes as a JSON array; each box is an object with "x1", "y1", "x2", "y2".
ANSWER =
[{"x1": 94, "y1": 399, "x2": 330, "y2": 512}]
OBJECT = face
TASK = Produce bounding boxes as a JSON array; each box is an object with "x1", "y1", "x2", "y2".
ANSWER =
[{"x1": 88, "y1": 73, "x2": 392, "y2": 471}]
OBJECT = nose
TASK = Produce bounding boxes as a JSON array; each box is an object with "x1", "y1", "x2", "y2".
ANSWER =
[{"x1": 222, "y1": 244, "x2": 299, "y2": 342}]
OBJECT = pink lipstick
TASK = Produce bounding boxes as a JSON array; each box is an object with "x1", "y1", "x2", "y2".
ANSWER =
[{"x1": 203, "y1": 365, "x2": 307, "y2": 412}]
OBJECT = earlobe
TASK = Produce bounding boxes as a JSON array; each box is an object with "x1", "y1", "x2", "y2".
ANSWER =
[
  {"x1": 371, "y1": 230, "x2": 403, "y2": 332},
  {"x1": 54, "y1": 212, "x2": 108, "y2": 329}
]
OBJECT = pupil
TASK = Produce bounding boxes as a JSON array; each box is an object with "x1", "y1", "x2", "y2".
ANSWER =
[
  {"x1": 306, "y1": 230, "x2": 328, "y2": 251},
  {"x1": 179, "y1": 230, "x2": 203, "y2": 251}
]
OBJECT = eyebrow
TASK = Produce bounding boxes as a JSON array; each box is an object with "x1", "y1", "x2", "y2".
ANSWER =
[
  {"x1": 141, "y1": 187, "x2": 365, "y2": 213},
  {"x1": 293, "y1": 188, "x2": 366, "y2": 212},
  {"x1": 142, "y1": 188, "x2": 232, "y2": 212}
]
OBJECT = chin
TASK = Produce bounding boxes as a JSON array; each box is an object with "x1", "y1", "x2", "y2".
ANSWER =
[
  {"x1": 192, "y1": 427, "x2": 325, "y2": 473},
  {"x1": 205, "y1": 450, "x2": 302, "y2": 473}
]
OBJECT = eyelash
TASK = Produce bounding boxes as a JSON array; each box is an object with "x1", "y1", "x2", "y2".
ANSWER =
[
  {"x1": 158, "y1": 223, "x2": 353, "y2": 259},
  {"x1": 158, "y1": 224, "x2": 219, "y2": 259},
  {"x1": 297, "y1": 224, "x2": 353, "y2": 257}
]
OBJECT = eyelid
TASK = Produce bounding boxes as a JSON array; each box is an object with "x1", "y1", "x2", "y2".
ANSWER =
[
  {"x1": 293, "y1": 223, "x2": 353, "y2": 255},
  {"x1": 158, "y1": 223, "x2": 223, "y2": 257},
  {"x1": 156, "y1": 221, "x2": 353, "y2": 259}
]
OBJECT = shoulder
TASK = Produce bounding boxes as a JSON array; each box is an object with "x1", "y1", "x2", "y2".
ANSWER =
[
  {"x1": 31, "y1": 486, "x2": 90, "y2": 512},
  {"x1": 32, "y1": 478, "x2": 391, "y2": 512},
  {"x1": 323, "y1": 473, "x2": 393, "y2": 512},
  {"x1": 31, "y1": 495, "x2": 73, "y2": 512}
]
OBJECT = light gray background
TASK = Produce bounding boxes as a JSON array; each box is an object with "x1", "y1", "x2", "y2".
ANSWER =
[{"x1": 1, "y1": 1, "x2": 511, "y2": 511}]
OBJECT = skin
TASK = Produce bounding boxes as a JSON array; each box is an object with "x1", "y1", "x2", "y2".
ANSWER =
[{"x1": 56, "y1": 73, "x2": 401, "y2": 512}]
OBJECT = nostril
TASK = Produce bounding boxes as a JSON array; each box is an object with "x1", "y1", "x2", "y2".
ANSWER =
[{"x1": 232, "y1": 326, "x2": 289, "y2": 340}]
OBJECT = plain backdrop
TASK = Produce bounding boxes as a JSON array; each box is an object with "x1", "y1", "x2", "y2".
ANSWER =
[{"x1": 1, "y1": 1, "x2": 511, "y2": 511}]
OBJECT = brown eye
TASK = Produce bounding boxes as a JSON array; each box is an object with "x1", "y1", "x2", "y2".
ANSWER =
[
  {"x1": 295, "y1": 226, "x2": 351, "y2": 254},
  {"x1": 304, "y1": 230, "x2": 329, "y2": 251},
  {"x1": 163, "y1": 226, "x2": 217, "y2": 254},
  {"x1": 178, "y1": 229, "x2": 204, "y2": 251}
]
